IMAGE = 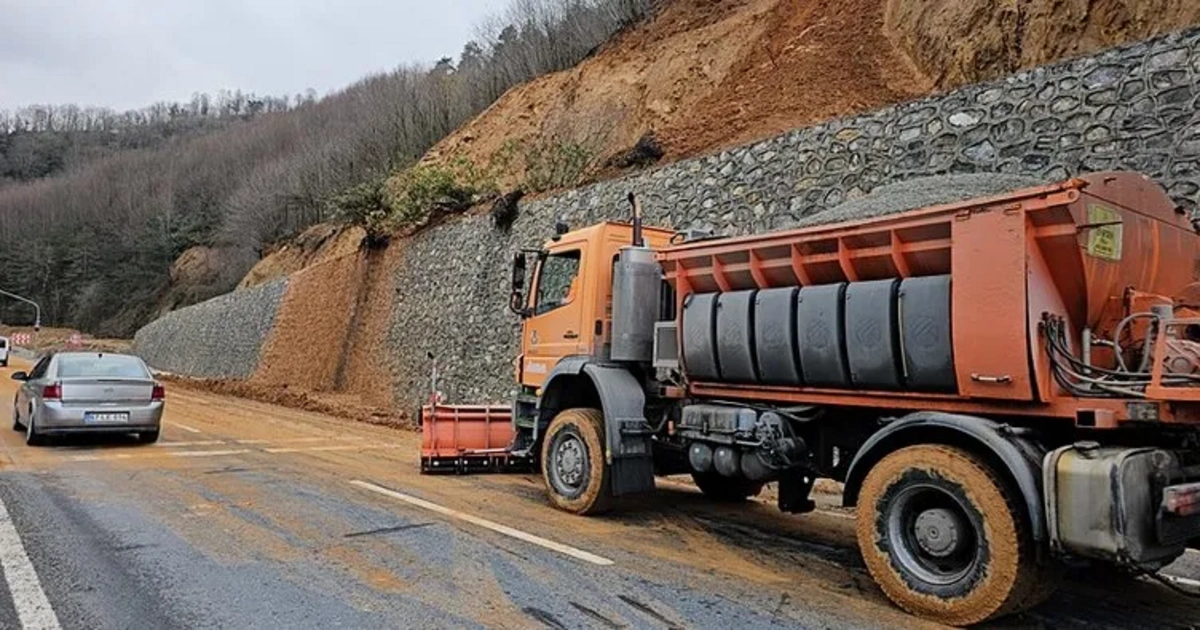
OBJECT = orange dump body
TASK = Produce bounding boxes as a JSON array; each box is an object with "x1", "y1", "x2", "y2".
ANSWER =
[
  {"x1": 419, "y1": 405, "x2": 527, "y2": 473},
  {"x1": 658, "y1": 172, "x2": 1200, "y2": 426}
]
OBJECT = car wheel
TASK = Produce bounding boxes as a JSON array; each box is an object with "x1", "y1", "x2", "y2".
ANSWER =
[
  {"x1": 12, "y1": 401, "x2": 24, "y2": 431},
  {"x1": 138, "y1": 430, "x2": 160, "y2": 444},
  {"x1": 25, "y1": 410, "x2": 45, "y2": 446}
]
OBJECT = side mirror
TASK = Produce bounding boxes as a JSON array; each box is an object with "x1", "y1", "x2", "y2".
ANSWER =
[
  {"x1": 10, "y1": 371, "x2": 28, "y2": 381},
  {"x1": 511, "y1": 251, "x2": 525, "y2": 291},
  {"x1": 509, "y1": 251, "x2": 531, "y2": 318}
]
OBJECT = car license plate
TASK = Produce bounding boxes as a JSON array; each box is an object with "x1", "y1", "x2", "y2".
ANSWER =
[{"x1": 84, "y1": 412, "x2": 129, "y2": 424}]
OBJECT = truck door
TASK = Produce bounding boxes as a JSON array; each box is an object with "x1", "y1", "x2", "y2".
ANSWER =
[{"x1": 522, "y1": 248, "x2": 587, "y2": 387}]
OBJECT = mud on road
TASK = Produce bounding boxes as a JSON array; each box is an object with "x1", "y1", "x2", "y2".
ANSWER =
[{"x1": 0, "y1": 356, "x2": 1198, "y2": 629}]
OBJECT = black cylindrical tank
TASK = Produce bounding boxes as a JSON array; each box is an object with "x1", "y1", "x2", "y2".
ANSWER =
[{"x1": 678, "y1": 275, "x2": 955, "y2": 393}]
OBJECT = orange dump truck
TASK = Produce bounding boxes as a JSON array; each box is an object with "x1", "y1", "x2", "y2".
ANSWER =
[{"x1": 421, "y1": 172, "x2": 1200, "y2": 624}]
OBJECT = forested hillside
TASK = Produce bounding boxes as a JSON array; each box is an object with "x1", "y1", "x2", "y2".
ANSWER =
[
  {"x1": 0, "y1": 0, "x2": 654, "y2": 336},
  {"x1": 0, "y1": 92, "x2": 300, "y2": 184}
]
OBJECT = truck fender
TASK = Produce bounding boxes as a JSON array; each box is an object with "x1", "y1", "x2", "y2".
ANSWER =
[
  {"x1": 538, "y1": 358, "x2": 654, "y2": 496},
  {"x1": 841, "y1": 411, "x2": 1047, "y2": 543}
]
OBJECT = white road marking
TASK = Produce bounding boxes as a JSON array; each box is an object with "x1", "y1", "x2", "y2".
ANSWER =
[
  {"x1": 172, "y1": 449, "x2": 252, "y2": 458},
  {"x1": 169, "y1": 422, "x2": 202, "y2": 434},
  {"x1": 1161, "y1": 573, "x2": 1200, "y2": 589},
  {"x1": 350, "y1": 480, "x2": 614, "y2": 566},
  {"x1": 235, "y1": 436, "x2": 346, "y2": 445},
  {"x1": 68, "y1": 453, "x2": 133, "y2": 462},
  {"x1": 814, "y1": 509, "x2": 855, "y2": 520},
  {"x1": 0, "y1": 493, "x2": 62, "y2": 629},
  {"x1": 154, "y1": 440, "x2": 224, "y2": 448},
  {"x1": 264, "y1": 444, "x2": 399, "y2": 454},
  {"x1": 69, "y1": 449, "x2": 250, "y2": 462},
  {"x1": 65, "y1": 443, "x2": 401, "y2": 462}
]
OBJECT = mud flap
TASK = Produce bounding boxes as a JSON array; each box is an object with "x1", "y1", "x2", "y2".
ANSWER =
[{"x1": 583, "y1": 363, "x2": 655, "y2": 496}]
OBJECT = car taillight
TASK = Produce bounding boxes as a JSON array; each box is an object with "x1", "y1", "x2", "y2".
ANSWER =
[
  {"x1": 151, "y1": 384, "x2": 165, "y2": 401},
  {"x1": 1163, "y1": 482, "x2": 1200, "y2": 517},
  {"x1": 41, "y1": 383, "x2": 61, "y2": 400}
]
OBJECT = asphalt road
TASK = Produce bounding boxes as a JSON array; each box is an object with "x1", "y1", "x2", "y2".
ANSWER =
[{"x1": 1, "y1": 356, "x2": 1199, "y2": 630}]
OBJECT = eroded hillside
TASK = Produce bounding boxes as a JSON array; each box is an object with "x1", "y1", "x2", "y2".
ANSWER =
[{"x1": 420, "y1": 0, "x2": 1200, "y2": 190}]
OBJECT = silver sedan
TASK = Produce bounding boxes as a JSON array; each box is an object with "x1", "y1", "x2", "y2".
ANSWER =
[{"x1": 11, "y1": 352, "x2": 164, "y2": 445}]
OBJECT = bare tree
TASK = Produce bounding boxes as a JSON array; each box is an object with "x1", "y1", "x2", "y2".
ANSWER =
[{"x1": 0, "y1": 0, "x2": 657, "y2": 335}]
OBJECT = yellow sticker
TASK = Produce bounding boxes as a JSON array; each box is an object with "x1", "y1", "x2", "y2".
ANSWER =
[{"x1": 1086, "y1": 204, "x2": 1123, "y2": 262}]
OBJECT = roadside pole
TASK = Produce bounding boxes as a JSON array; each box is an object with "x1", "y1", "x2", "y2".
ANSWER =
[{"x1": 0, "y1": 288, "x2": 41, "y2": 332}]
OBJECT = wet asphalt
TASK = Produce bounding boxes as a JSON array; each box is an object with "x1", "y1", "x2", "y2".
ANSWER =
[{"x1": 0, "y1": 459, "x2": 870, "y2": 630}]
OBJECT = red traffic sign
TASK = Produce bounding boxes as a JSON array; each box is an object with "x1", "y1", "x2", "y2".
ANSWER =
[
  {"x1": 11, "y1": 333, "x2": 30, "y2": 346},
  {"x1": 68, "y1": 332, "x2": 82, "y2": 347}
]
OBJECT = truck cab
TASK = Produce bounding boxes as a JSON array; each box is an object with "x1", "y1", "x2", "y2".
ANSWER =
[{"x1": 514, "y1": 221, "x2": 675, "y2": 389}]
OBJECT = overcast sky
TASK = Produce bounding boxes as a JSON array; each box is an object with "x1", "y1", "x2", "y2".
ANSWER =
[{"x1": 0, "y1": 0, "x2": 504, "y2": 111}]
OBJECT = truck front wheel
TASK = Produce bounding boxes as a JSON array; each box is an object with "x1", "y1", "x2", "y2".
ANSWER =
[
  {"x1": 541, "y1": 408, "x2": 612, "y2": 515},
  {"x1": 857, "y1": 444, "x2": 1051, "y2": 625}
]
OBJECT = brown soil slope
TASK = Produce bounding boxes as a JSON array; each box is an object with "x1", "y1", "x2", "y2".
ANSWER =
[
  {"x1": 423, "y1": 0, "x2": 785, "y2": 183},
  {"x1": 887, "y1": 0, "x2": 1200, "y2": 88},
  {"x1": 239, "y1": 224, "x2": 366, "y2": 290},
  {"x1": 425, "y1": 0, "x2": 1200, "y2": 182},
  {"x1": 246, "y1": 242, "x2": 401, "y2": 419},
  {"x1": 252, "y1": 254, "x2": 364, "y2": 392}
]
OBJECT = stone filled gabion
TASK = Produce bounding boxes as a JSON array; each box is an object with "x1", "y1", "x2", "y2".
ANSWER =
[
  {"x1": 793, "y1": 173, "x2": 1049, "y2": 227},
  {"x1": 133, "y1": 279, "x2": 287, "y2": 379}
]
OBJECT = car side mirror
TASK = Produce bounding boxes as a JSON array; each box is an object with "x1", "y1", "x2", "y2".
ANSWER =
[{"x1": 10, "y1": 371, "x2": 28, "y2": 381}]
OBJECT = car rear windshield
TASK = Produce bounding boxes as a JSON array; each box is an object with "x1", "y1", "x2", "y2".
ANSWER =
[
  {"x1": 56, "y1": 355, "x2": 149, "y2": 379},
  {"x1": 0, "y1": 339, "x2": 6, "y2": 348}
]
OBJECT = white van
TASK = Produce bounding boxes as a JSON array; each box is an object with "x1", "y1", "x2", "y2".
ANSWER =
[{"x1": 0, "y1": 336, "x2": 8, "y2": 368}]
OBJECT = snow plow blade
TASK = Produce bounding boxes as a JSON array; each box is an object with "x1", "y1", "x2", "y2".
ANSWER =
[{"x1": 419, "y1": 404, "x2": 533, "y2": 473}]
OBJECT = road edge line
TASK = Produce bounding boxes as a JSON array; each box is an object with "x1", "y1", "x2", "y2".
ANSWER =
[
  {"x1": 1161, "y1": 573, "x2": 1200, "y2": 589},
  {"x1": 0, "y1": 492, "x2": 62, "y2": 629},
  {"x1": 349, "y1": 480, "x2": 614, "y2": 567}
]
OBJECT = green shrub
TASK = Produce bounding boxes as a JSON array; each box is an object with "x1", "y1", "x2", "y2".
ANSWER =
[
  {"x1": 524, "y1": 138, "x2": 597, "y2": 192},
  {"x1": 384, "y1": 157, "x2": 499, "y2": 228},
  {"x1": 487, "y1": 118, "x2": 613, "y2": 193},
  {"x1": 326, "y1": 178, "x2": 391, "y2": 238}
]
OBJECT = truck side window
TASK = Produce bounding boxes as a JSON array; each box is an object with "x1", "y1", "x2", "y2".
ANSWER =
[{"x1": 535, "y1": 250, "x2": 581, "y2": 315}]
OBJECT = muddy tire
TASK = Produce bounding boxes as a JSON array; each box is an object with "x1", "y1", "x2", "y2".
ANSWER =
[
  {"x1": 541, "y1": 408, "x2": 612, "y2": 515},
  {"x1": 691, "y1": 471, "x2": 764, "y2": 502},
  {"x1": 857, "y1": 444, "x2": 1053, "y2": 625}
]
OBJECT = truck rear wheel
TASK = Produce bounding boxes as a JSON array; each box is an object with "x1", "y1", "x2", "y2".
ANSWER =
[
  {"x1": 691, "y1": 471, "x2": 763, "y2": 502},
  {"x1": 857, "y1": 444, "x2": 1048, "y2": 625},
  {"x1": 541, "y1": 408, "x2": 612, "y2": 515}
]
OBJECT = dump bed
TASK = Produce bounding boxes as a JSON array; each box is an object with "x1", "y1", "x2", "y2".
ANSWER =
[{"x1": 658, "y1": 172, "x2": 1200, "y2": 425}]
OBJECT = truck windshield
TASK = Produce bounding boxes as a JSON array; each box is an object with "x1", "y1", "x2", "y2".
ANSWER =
[{"x1": 535, "y1": 250, "x2": 581, "y2": 315}]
